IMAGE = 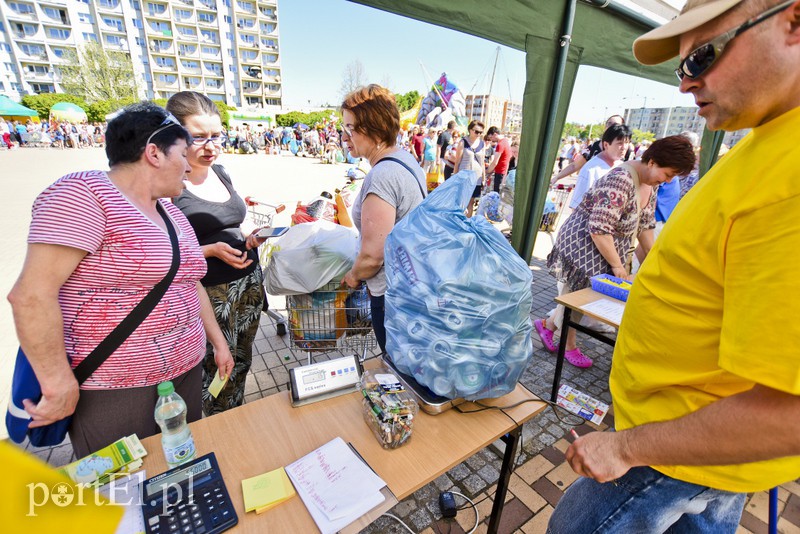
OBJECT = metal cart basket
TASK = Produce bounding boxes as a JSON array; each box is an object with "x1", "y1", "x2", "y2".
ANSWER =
[
  {"x1": 245, "y1": 196, "x2": 289, "y2": 335},
  {"x1": 282, "y1": 280, "x2": 378, "y2": 364},
  {"x1": 540, "y1": 184, "x2": 573, "y2": 232}
]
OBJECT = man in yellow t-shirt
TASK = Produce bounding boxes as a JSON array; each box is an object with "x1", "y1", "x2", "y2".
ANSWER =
[{"x1": 549, "y1": 0, "x2": 800, "y2": 532}]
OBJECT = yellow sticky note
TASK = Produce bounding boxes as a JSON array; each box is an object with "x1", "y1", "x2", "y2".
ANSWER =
[
  {"x1": 242, "y1": 467, "x2": 296, "y2": 513},
  {"x1": 208, "y1": 370, "x2": 229, "y2": 398}
]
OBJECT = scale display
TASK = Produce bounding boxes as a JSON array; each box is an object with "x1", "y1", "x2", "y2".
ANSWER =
[{"x1": 290, "y1": 355, "x2": 362, "y2": 406}]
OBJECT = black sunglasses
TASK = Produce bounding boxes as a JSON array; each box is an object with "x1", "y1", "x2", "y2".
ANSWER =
[{"x1": 675, "y1": 0, "x2": 795, "y2": 81}]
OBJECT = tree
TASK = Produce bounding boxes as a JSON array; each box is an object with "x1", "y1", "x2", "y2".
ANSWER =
[
  {"x1": 395, "y1": 90, "x2": 421, "y2": 113},
  {"x1": 21, "y1": 93, "x2": 87, "y2": 120},
  {"x1": 86, "y1": 97, "x2": 137, "y2": 123},
  {"x1": 275, "y1": 110, "x2": 337, "y2": 128},
  {"x1": 632, "y1": 129, "x2": 656, "y2": 144},
  {"x1": 58, "y1": 41, "x2": 138, "y2": 102},
  {"x1": 339, "y1": 60, "x2": 366, "y2": 99}
]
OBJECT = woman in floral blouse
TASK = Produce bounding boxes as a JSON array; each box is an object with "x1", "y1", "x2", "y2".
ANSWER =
[{"x1": 535, "y1": 136, "x2": 696, "y2": 368}]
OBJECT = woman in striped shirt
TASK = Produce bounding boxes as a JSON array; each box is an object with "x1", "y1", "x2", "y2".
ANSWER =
[{"x1": 8, "y1": 102, "x2": 234, "y2": 458}]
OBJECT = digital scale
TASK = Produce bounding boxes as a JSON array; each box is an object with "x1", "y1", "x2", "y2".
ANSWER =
[
  {"x1": 381, "y1": 354, "x2": 465, "y2": 415},
  {"x1": 142, "y1": 452, "x2": 238, "y2": 534},
  {"x1": 289, "y1": 354, "x2": 363, "y2": 407}
]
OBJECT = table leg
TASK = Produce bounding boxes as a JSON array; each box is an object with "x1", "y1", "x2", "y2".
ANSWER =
[
  {"x1": 550, "y1": 307, "x2": 572, "y2": 402},
  {"x1": 487, "y1": 427, "x2": 521, "y2": 534}
]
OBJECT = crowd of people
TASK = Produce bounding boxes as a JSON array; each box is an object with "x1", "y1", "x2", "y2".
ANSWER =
[
  {"x1": 1, "y1": 119, "x2": 107, "y2": 150},
  {"x1": 7, "y1": 0, "x2": 800, "y2": 525}
]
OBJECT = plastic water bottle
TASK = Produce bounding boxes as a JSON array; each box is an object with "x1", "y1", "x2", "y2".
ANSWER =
[{"x1": 155, "y1": 381, "x2": 196, "y2": 468}]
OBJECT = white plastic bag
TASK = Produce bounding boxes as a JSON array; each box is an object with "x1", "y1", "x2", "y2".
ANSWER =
[
  {"x1": 264, "y1": 220, "x2": 359, "y2": 295},
  {"x1": 384, "y1": 171, "x2": 533, "y2": 400}
]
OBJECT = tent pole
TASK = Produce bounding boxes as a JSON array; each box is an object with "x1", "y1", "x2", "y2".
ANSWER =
[
  {"x1": 699, "y1": 128, "x2": 726, "y2": 176},
  {"x1": 520, "y1": 0, "x2": 578, "y2": 258},
  {"x1": 581, "y1": 0, "x2": 659, "y2": 30}
]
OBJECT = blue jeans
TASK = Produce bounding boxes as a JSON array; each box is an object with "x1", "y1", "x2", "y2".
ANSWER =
[
  {"x1": 547, "y1": 466, "x2": 746, "y2": 534},
  {"x1": 370, "y1": 294, "x2": 386, "y2": 354}
]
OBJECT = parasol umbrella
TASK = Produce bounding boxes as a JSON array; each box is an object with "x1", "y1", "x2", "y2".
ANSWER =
[
  {"x1": 292, "y1": 122, "x2": 309, "y2": 130},
  {"x1": 50, "y1": 102, "x2": 88, "y2": 123}
]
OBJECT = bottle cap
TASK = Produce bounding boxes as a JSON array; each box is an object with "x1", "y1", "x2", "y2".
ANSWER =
[{"x1": 157, "y1": 381, "x2": 175, "y2": 396}]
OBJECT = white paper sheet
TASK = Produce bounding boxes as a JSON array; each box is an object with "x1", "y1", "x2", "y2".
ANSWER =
[
  {"x1": 285, "y1": 437, "x2": 387, "y2": 534},
  {"x1": 580, "y1": 298, "x2": 625, "y2": 326},
  {"x1": 96, "y1": 471, "x2": 146, "y2": 534}
]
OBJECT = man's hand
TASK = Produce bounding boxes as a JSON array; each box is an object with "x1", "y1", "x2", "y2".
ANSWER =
[
  {"x1": 24, "y1": 373, "x2": 80, "y2": 428},
  {"x1": 566, "y1": 431, "x2": 635, "y2": 483}
]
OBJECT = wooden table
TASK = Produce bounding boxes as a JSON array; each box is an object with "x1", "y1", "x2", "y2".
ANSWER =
[
  {"x1": 550, "y1": 288, "x2": 624, "y2": 402},
  {"x1": 140, "y1": 359, "x2": 546, "y2": 533}
]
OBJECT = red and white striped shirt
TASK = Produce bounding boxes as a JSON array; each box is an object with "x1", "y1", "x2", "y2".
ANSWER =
[{"x1": 29, "y1": 170, "x2": 207, "y2": 390}]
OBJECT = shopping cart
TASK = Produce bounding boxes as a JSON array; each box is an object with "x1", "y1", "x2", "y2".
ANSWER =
[
  {"x1": 281, "y1": 280, "x2": 378, "y2": 365},
  {"x1": 540, "y1": 184, "x2": 573, "y2": 232},
  {"x1": 244, "y1": 196, "x2": 289, "y2": 335}
]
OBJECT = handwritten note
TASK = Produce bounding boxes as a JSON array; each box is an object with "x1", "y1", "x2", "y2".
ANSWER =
[
  {"x1": 580, "y1": 298, "x2": 625, "y2": 326},
  {"x1": 285, "y1": 437, "x2": 386, "y2": 534}
]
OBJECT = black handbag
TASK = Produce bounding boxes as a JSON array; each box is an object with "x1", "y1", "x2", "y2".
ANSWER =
[{"x1": 6, "y1": 202, "x2": 180, "y2": 447}]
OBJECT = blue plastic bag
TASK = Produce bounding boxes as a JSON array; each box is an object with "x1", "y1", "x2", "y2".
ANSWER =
[{"x1": 384, "y1": 171, "x2": 533, "y2": 400}]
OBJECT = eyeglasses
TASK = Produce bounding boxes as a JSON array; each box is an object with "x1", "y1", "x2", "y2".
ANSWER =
[
  {"x1": 675, "y1": 0, "x2": 795, "y2": 81},
  {"x1": 191, "y1": 135, "x2": 224, "y2": 147},
  {"x1": 341, "y1": 123, "x2": 356, "y2": 137},
  {"x1": 145, "y1": 113, "x2": 181, "y2": 146}
]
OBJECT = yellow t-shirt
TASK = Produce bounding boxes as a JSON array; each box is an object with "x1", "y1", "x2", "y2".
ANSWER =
[{"x1": 610, "y1": 105, "x2": 800, "y2": 493}]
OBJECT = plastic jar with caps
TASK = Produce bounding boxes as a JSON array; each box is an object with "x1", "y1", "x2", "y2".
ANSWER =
[{"x1": 360, "y1": 368, "x2": 419, "y2": 449}]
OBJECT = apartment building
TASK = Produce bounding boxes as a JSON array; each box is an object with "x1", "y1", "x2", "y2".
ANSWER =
[
  {"x1": 0, "y1": 0, "x2": 282, "y2": 110},
  {"x1": 624, "y1": 106, "x2": 748, "y2": 147},
  {"x1": 465, "y1": 93, "x2": 521, "y2": 133}
]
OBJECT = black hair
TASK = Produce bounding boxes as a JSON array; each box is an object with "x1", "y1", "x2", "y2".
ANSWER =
[
  {"x1": 602, "y1": 123, "x2": 632, "y2": 145},
  {"x1": 486, "y1": 126, "x2": 501, "y2": 136},
  {"x1": 105, "y1": 101, "x2": 192, "y2": 166}
]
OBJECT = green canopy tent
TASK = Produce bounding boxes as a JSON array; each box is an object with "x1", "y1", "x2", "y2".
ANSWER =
[
  {"x1": 0, "y1": 95, "x2": 39, "y2": 122},
  {"x1": 349, "y1": 0, "x2": 722, "y2": 260}
]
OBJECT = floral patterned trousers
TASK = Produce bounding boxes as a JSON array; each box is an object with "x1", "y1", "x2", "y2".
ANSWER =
[{"x1": 201, "y1": 268, "x2": 264, "y2": 415}]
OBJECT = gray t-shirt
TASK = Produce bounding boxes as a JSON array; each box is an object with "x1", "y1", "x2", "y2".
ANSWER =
[{"x1": 352, "y1": 149, "x2": 426, "y2": 296}]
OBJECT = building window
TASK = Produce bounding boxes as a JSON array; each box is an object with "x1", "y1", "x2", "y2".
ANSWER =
[
  {"x1": 97, "y1": 0, "x2": 120, "y2": 8},
  {"x1": 135, "y1": 36, "x2": 144, "y2": 46},
  {"x1": 5, "y1": 62, "x2": 18, "y2": 73},
  {"x1": 224, "y1": 15, "x2": 231, "y2": 23},
  {"x1": 82, "y1": 32, "x2": 97, "y2": 42},
  {"x1": 103, "y1": 17, "x2": 124, "y2": 31},
  {"x1": 78, "y1": 12, "x2": 93, "y2": 23},
  {"x1": 106, "y1": 35, "x2": 122, "y2": 46},
  {"x1": 0, "y1": 82, "x2": 4, "y2": 90},
  {"x1": 133, "y1": 18, "x2": 143, "y2": 29},
  {"x1": 157, "y1": 74, "x2": 176, "y2": 83},
  {"x1": 130, "y1": 0, "x2": 141, "y2": 9},
  {"x1": 198, "y1": 12, "x2": 215, "y2": 23},
  {"x1": 9, "y1": 2, "x2": 34, "y2": 14}
]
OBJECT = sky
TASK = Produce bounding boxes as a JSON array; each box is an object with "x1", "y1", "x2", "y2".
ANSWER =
[{"x1": 278, "y1": 0, "x2": 697, "y2": 125}]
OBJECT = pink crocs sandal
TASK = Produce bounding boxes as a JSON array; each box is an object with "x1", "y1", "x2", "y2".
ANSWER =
[
  {"x1": 535, "y1": 319, "x2": 558, "y2": 352},
  {"x1": 565, "y1": 348, "x2": 593, "y2": 368}
]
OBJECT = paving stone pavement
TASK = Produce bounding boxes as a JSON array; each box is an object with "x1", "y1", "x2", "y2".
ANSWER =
[{"x1": 20, "y1": 253, "x2": 800, "y2": 533}]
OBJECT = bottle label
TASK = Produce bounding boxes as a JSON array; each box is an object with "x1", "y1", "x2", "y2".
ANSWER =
[{"x1": 163, "y1": 435, "x2": 196, "y2": 466}]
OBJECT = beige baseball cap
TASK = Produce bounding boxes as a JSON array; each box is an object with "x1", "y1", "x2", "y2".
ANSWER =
[{"x1": 633, "y1": 0, "x2": 744, "y2": 65}]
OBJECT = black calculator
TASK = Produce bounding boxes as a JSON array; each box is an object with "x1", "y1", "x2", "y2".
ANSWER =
[{"x1": 142, "y1": 452, "x2": 238, "y2": 534}]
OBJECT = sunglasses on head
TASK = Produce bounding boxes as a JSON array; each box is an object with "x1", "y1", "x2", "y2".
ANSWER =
[
  {"x1": 145, "y1": 112, "x2": 181, "y2": 146},
  {"x1": 675, "y1": 0, "x2": 795, "y2": 81}
]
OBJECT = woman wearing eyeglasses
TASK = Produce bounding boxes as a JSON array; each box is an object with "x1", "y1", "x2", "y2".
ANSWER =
[
  {"x1": 453, "y1": 120, "x2": 487, "y2": 217},
  {"x1": 167, "y1": 91, "x2": 266, "y2": 416},
  {"x1": 341, "y1": 84, "x2": 427, "y2": 353},
  {"x1": 8, "y1": 102, "x2": 234, "y2": 457}
]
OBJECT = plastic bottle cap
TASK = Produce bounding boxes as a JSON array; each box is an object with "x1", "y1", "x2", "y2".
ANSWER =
[{"x1": 157, "y1": 381, "x2": 175, "y2": 396}]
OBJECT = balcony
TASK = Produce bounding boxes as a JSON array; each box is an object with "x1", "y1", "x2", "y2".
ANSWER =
[
  {"x1": 178, "y1": 45, "x2": 198, "y2": 57},
  {"x1": 183, "y1": 76, "x2": 202, "y2": 89},
  {"x1": 13, "y1": 28, "x2": 43, "y2": 42},
  {"x1": 180, "y1": 61, "x2": 201, "y2": 74},
  {"x1": 197, "y1": 0, "x2": 215, "y2": 8},
  {"x1": 259, "y1": 22, "x2": 276, "y2": 34},
  {"x1": 203, "y1": 62, "x2": 223, "y2": 76},
  {"x1": 264, "y1": 85, "x2": 281, "y2": 95},
  {"x1": 258, "y1": 7, "x2": 275, "y2": 19},
  {"x1": 154, "y1": 80, "x2": 179, "y2": 90},
  {"x1": 5, "y1": 7, "x2": 37, "y2": 22},
  {"x1": 197, "y1": 13, "x2": 216, "y2": 26},
  {"x1": 262, "y1": 53, "x2": 278, "y2": 65},
  {"x1": 205, "y1": 79, "x2": 223, "y2": 90},
  {"x1": 149, "y1": 41, "x2": 175, "y2": 54},
  {"x1": 40, "y1": 9, "x2": 69, "y2": 25},
  {"x1": 23, "y1": 70, "x2": 53, "y2": 81},
  {"x1": 235, "y1": 1, "x2": 255, "y2": 15},
  {"x1": 236, "y1": 17, "x2": 256, "y2": 30},
  {"x1": 239, "y1": 51, "x2": 259, "y2": 63},
  {"x1": 200, "y1": 33, "x2": 219, "y2": 45},
  {"x1": 153, "y1": 61, "x2": 177, "y2": 72},
  {"x1": 101, "y1": 20, "x2": 125, "y2": 33},
  {"x1": 173, "y1": 11, "x2": 195, "y2": 23},
  {"x1": 18, "y1": 47, "x2": 48, "y2": 60},
  {"x1": 200, "y1": 47, "x2": 220, "y2": 59},
  {"x1": 145, "y1": 4, "x2": 169, "y2": 19},
  {"x1": 96, "y1": 0, "x2": 122, "y2": 13},
  {"x1": 146, "y1": 24, "x2": 173, "y2": 37},
  {"x1": 176, "y1": 0, "x2": 193, "y2": 5},
  {"x1": 242, "y1": 83, "x2": 261, "y2": 94},
  {"x1": 175, "y1": 29, "x2": 198, "y2": 41}
]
